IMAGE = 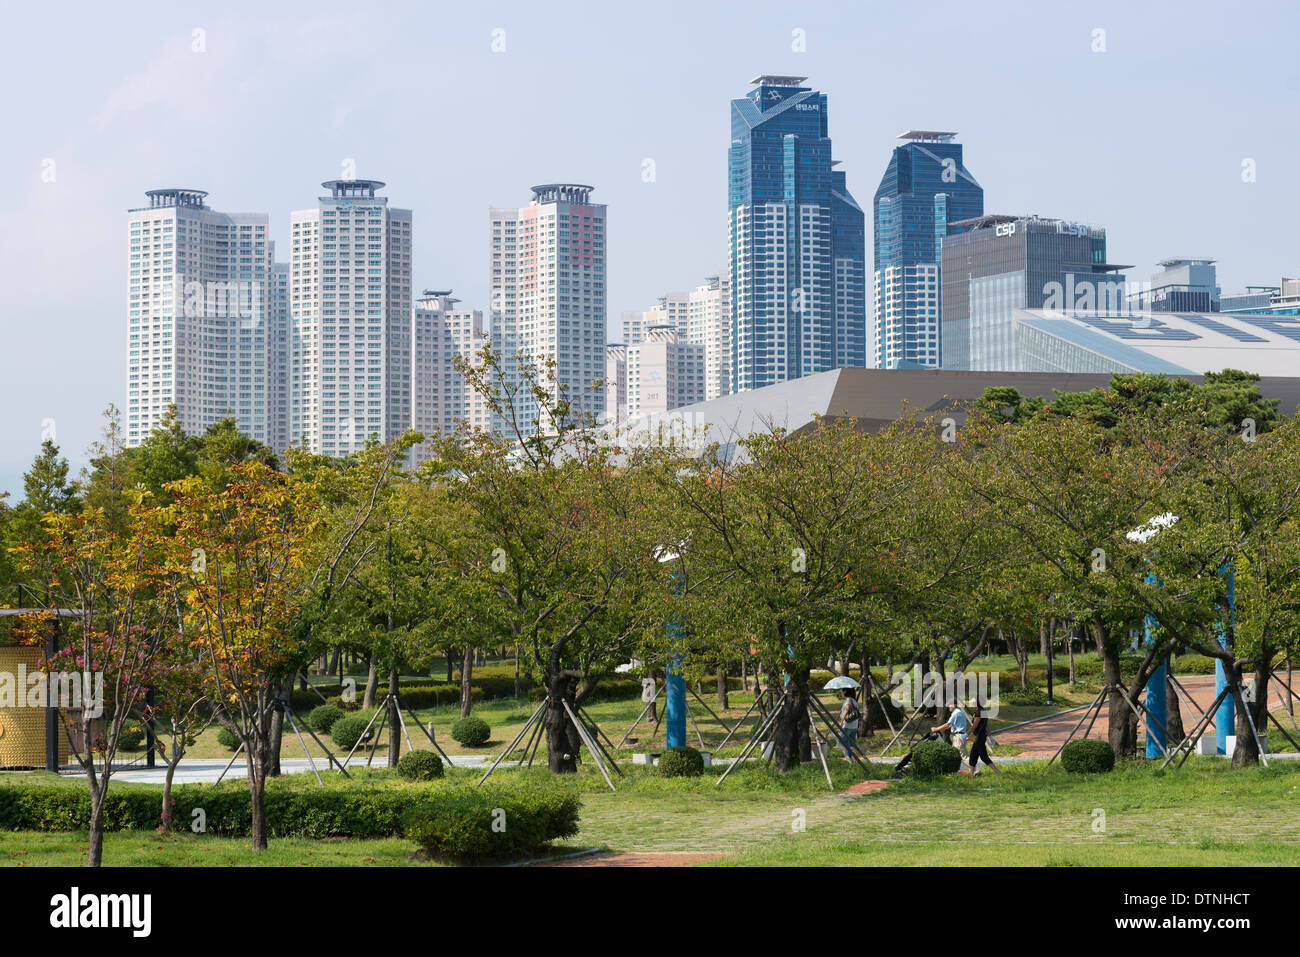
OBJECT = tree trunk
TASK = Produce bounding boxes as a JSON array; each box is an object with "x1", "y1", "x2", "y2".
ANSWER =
[
  {"x1": 446, "y1": 652, "x2": 455, "y2": 684},
  {"x1": 860, "y1": 645, "x2": 874, "y2": 736},
  {"x1": 1232, "y1": 660, "x2": 1270, "y2": 767},
  {"x1": 1040, "y1": 623, "x2": 1049, "y2": 657},
  {"x1": 1165, "y1": 661, "x2": 1184, "y2": 744},
  {"x1": 771, "y1": 667, "x2": 811, "y2": 772},
  {"x1": 249, "y1": 764, "x2": 268, "y2": 850},
  {"x1": 268, "y1": 674, "x2": 293, "y2": 776},
  {"x1": 460, "y1": 645, "x2": 474, "y2": 719},
  {"x1": 384, "y1": 667, "x2": 399, "y2": 767},
  {"x1": 87, "y1": 786, "x2": 105, "y2": 867},
  {"x1": 716, "y1": 662, "x2": 729, "y2": 711},
  {"x1": 363, "y1": 654, "x2": 379, "y2": 710},
  {"x1": 328, "y1": 647, "x2": 341, "y2": 678},
  {"x1": 544, "y1": 674, "x2": 582, "y2": 773},
  {"x1": 162, "y1": 746, "x2": 179, "y2": 830},
  {"x1": 1068, "y1": 623, "x2": 1076, "y2": 684},
  {"x1": 1094, "y1": 615, "x2": 1137, "y2": 757}
]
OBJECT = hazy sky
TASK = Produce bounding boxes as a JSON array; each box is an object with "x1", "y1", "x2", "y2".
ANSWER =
[{"x1": 3, "y1": 0, "x2": 1298, "y2": 497}]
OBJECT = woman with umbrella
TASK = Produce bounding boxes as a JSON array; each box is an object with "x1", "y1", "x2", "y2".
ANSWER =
[{"x1": 824, "y1": 675, "x2": 861, "y2": 761}]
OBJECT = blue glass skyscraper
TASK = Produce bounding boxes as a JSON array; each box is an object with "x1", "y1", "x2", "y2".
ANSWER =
[
  {"x1": 728, "y1": 75, "x2": 866, "y2": 392},
  {"x1": 873, "y1": 132, "x2": 983, "y2": 368}
]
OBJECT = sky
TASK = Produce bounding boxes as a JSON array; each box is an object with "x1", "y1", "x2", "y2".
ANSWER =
[{"x1": 3, "y1": 0, "x2": 1298, "y2": 498}]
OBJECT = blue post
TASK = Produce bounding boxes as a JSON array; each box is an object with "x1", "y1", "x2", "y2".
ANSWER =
[
  {"x1": 1215, "y1": 564, "x2": 1235, "y2": 754},
  {"x1": 665, "y1": 642, "x2": 686, "y2": 749},
  {"x1": 1143, "y1": 571, "x2": 1167, "y2": 758},
  {"x1": 1144, "y1": 572, "x2": 1175, "y2": 759}
]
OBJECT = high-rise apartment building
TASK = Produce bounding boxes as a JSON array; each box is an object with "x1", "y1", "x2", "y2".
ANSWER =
[
  {"x1": 626, "y1": 325, "x2": 681, "y2": 419},
  {"x1": 490, "y1": 184, "x2": 606, "y2": 432},
  {"x1": 289, "y1": 179, "x2": 412, "y2": 455},
  {"x1": 873, "y1": 131, "x2": 983, "y2": 369},
  {"x1": 940, "y1": 215, "x2": 1129, "y2": 370},
  {"x1": 728, "y1": 76, "x2": 866, "y2": 393},
  {"x1": 268, "y1": 261, "x2": 291, "y2": 452},
  {"x1": 410, "y1": 289, "x2": 490, "y2": 464},
  {"x1": 604, "y1": 344, "x2": 628, "y2": 427},
  {"x1": 126, "y1": 188, "x2": 274, "y2": 448}
]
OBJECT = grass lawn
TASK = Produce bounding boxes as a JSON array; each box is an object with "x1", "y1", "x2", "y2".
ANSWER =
[{"x1": 4, "y1": 754, "x2": 1298, "y2": 867}]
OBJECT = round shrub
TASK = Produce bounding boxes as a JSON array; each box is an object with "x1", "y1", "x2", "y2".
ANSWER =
[
  {"x1": 911, "y1": 740, "x2": 962, "y2": 776},
  {"x1": 451, "y1": 716, "x2": 491, "y2": 747},
  {"x1": 1003, "y1": 685, "x2": 1049, "y2": 706},
  {"x1": 397, "y1": 750, "x2": 444, "y2": 781},
  {"x1": 657, "y1": 745, "x2": 705, "y2": 778},
  {"x1": 117, "y1": 723, "x2": 145, "y2": 751},
  {"x1": 331, "y1": 714, "x2": 375, "y2": 751},
  {"x1": 402, "y1": 784, "x2": 580, "y2": 860},
  {"x1": 309, "y1": 704, "x2": 345, "y2": 734},
  {"x1": 216, "y1": 726, "x2": 241, "y2": 751},
  {"x1": 1061, "y1": 739, "x2": 1115, "y2": 774}
]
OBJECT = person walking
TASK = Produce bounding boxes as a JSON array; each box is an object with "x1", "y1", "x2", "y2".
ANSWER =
[
  {"x1": 838, "y1": 689, "x2": 861, "y2": 761},
  {"x1": 932, "y1": 701, "x2": 969, "y2": 758},
  {"x1": 968, "y1": 701, "x2": 1000, "y2": 776}
]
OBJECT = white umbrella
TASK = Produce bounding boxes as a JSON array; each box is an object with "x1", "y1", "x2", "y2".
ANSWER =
[{"x1": 823, "y1": 675, "x2": 860, "y2": 690}]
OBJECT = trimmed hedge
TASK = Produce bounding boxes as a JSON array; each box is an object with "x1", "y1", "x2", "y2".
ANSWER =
[
  {"x1": 0, "y1": 780, "x2": 576, "y2": 847},
  {"x1": 911, "y1": 740, "x2": 962, "y2": 776},
  {"x1": 451, "y1": 716, "x2": 491, "y2": 747},
  {"x1": 402, "y1": 784, "x2": 580, "y2": 859},
  {"x1": 1061, "y1": 739, "x2": 1116, "y2": 774},
  {"x1": 308, "y1": 704, "x2": 345, "y2": 734},
  {"x1": 658, "y1": 746, "x2": 705, "y2": 778},
  {"x1": 397, "y1": 750, "x2": 443, "y2": 781},
  {"x1": 331, "y1": 715, "x2": 375, "y2": 751},
  {"x1": 315, "y1": 676, "x2": 642, "y2": 713}
]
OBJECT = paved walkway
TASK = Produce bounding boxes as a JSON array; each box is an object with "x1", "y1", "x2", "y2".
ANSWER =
[
  {"x1": 105, "y1": 754, "x2": 499, "y2": 784},
  {"x1": 988, "y1": 674, "x2": 1299, "y2": 757}
]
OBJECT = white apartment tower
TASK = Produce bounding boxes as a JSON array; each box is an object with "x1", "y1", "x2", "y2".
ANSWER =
[
  {"x1": 410, "y1": 289, "x2": 491, "y2": 465},
  {"x1": 610, "y1": 275, "x2": 729, "y2": 422},
  {"x1": 626, "y1": 325, "x2": 681, "y2": 419},
  {"x1": 604, "y1": 343, "x2": 628, "y2": 427},
  {"x1": 490, "y1": 184, "x2": 606, "y2": 432},
  {"x1": 126, "y1": 189, "x2": 275, "y2": 447},
  {"x1": 289, "y1": 180, "x2": 412, "y2": 455}
]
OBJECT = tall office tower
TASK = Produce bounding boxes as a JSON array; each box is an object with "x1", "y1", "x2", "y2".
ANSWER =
[
  {"x1": 873, "y1": 131, "x2": 983, "y2": 369},
  {"x1": 627, "y1": 325, "x2": 682, "y2": 419},
  {"x1": 490, "y1": 184, "x2": 607, "y2": 433},
  {"x1": 410, "y1": 290, "x2": 490, "y2": 464},
  {"x1": 1129, "y1": 258, "x2": 1220, "y2": 313},
  {"x1": 604, "y1": 343, "x2": 628, "y2": 427},
  {"x1": 126, "y1": 188, "x2": 273, "y2": 448},
  {"x1": 268, "y1": 261, "x2": 291, "y2": 452},
  {"x1": 939, "y1": 215, "x2": 1129, "y2": 370},
  {"x1": 289, "y1": 180, "x2": 412, "y2": 456},
  {"x1": 728, "y1": 76, "x2": 866, "y2": 393}
]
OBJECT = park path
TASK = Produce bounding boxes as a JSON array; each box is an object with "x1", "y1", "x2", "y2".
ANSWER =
[{"x1": 990, "y1": 674, "x2": 1298, "y2": 756}]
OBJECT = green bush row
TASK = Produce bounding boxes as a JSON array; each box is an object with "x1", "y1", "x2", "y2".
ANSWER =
[
  {"x1": 0, "y1": 779, "x2": 578, "y2": 852},
  {"x1": 313, "y1": 676, "x2": 643, "y2": 713}
]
